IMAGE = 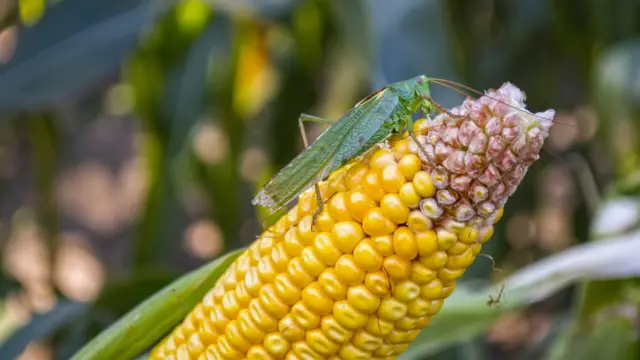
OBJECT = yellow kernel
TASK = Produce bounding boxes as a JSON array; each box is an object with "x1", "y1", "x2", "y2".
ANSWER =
[
  {"x1": 437, "y1": 267, "x2": 466, "y2": 282},
  {"x1": 381, "y1": 163, "x2": 406, "y2": 193},
  {"x1": 298, "y1": 192, "x2": 318, "y2": 218},
  {"x1": 353, "y1": 238, "x2": 383, "y2": 272},
  {"x1": 442, "y1": 282, "x2": 456, "y2": 298},
  {"x1": 393, "y1": 279, "x2": 421, "y2": 302},
  {"x1": 387, "y1": 329, "x2": 419, "y2": 344},
  {"x1": 398, "y1": 153, "x2": 422, "y2": 180},
  {"x1": 371, "y1": 234, "x2": 394, "y2": 257},
  {"x1": 392, "y1": 226, "x2": 418, "y2": 259},
  {"x1": 407, "y1": 210, "x2": 433, "y2": 232},
  {"x1": 328, "y1": 167, "x2": 349, "y2": 192},
  {"x1": 373, "y1": 343, "x2": 395, "y2": 357},
  {"x1": 318, "y1": 268, "x2": 348, "y2": 300},
  {"x1": 210, "y1": 307, "x2": 229, "y2": 333},
  {"x1": 335, "y1": 254, "x2": 365, "y2": 285},
  {"x1": 383, "y1": 255, "x2": 412, "y2": 281},
  {"x1": 297, "y1": 215, "x2": 316, "y2": 244},
  {"x1": 346, "y1": 284, "x2": 381, "y2": 314},
  {"x1": 437, "y1": 229, "x2": 458, "y2": 250},
  {"x1": 271, "y1": 242, "x2": 290, "y2": 272},
  {"x1": 494, "y1": 207, "x2": 504, "y2": 223},
  {"x1": 315, "y1": 209, "x2": 336, "y2": 232},
  {"x1": 447, "y1": 241, "x2": 469, "y2": 255},
  {"x1": 391, "y1": 137, "x2": 411, "y2": 159},
  {"x1": 284, "y1": 227, "x2": 304, "y2": 257},
  {"x1": 247, "y1": 345, "x2": 275, "y2": 360},
  {"x1": 428, "y1": 299, "x2": 444, "y2": 315},
  {"x1": 286, "y1": 206, "x2": 300, "y2": 226},
  {"x1": 333, "y1": 300, "x2": 369, "y2": 329},
  {"x1": 412, "y1": 118, "x2": 430, "y2": 135},
  {"x1": 365, "y1": 316, "x2": 393, "y2": 336},
  {"x1": 419, "y1": 250, "x2": 447, "y2": 269},
  {"x1": 287, "y1": 257, "x2": 314, "y2": 288},
  {"x1": 471, "y1": 243, "x2": 482, "y2": 255},
  {"x1": 245, "y1": 267, "x2": 263, "y2": 297},
  {"x1": 398, "y1": 182, "x2": 421, "y2": 208},
  {"x1": 362, "y1": 169, "x2": 386, "y2": 202},
  {"x1": 407, "y1": 297, "x2": 431, "y2": 317},
  {"x1": 249, "y1": 299, "x2": 278, "y2": 332},
  {"x1": 416, "y1": 316, "x2": 432, "y2": 328},
  {"x1": 363, "y1": 208, "x2": 397, "y2": 236},
  {"x1": 370, "y1": 149, "x2": 396, "y2": 171},
  {"x1": 238, "y1": 309, "x2": 266, "y2": 343},
  {"x1": 339, "y1": 343, "x2": 370, "y2": 360},
  {"x1": 313, "y1": 232, "x2": 343, "y2": 266},
  {"x1": 412, "y1": 171, "x2": 436, "y2": 198},
  {"x1": 302, "y1": 282, "x2": 334, "y2": 316},
  {"x1": 274, "y1": 273, "x2": 301, "y2": 306},
  {"x1": 224, "y1": 321, "x2": 251, "y2": 352},
  {"x1": 416, "y1": 230, "x2": 438, "y2": 257},
  {"x1": 345, "y1": 163, "x2": 369, "y2": 190},
  {"x1": 345, "y1": 191, "x2": 376, "y2": 222},
  {"x1": 459, "y1": 226, "x2": 479, "y2": 244},
  {"x1": 177, "y1": 344, "x2": 191, "y2": 360},
  {"x1": 321, "y1": 316, "x2": 354, "y2": 344},
  {"x1": 221, "y1": 291, "x2": 241, "y2": 319},
  {"x1": 395, "y1": 316, "x2": 421, "y2": 330},
  {"x1": 446, "y1": 248, "x2": 475, "y2": 269},
  {"x1": 306, "y1": 329, "x2": 340, "y2": 356},
  {"x1": 264, "y1": 333, "x2": 290, "y2": 358},
  {"x1": 380, "y1": 193, "x2": 410, "y2": 224},
  {"x1": 218, "y1": 335, "x2": 244, "y2": 359},
  {"x1": 410, "y1": 262, "x2": 437, "y2": 284},
  {"x1": 378, "y1": 297, "x2": 408, "y2": 321},
  {"x1": 480, "y1": 226, "x2": 494, "y2": 243},
  {"x1": 259, "y1": 236, "x2": 277, "y2": 257},
  {"x1": 236, "y1": 254, "x2": 251, "y2": 279},
  {"x1": 351, "y1": 329, "x2": 383, "y2": 352},
  {"x1": 257, "y1": 258, "x2": 277, "y2": 284},
  {"x1": 364, "y1": 271, "x2": 391, "y2": 296},
  {"x1": 420, "y1": 278, "x2": 444, "y2": 300},
  {"x1": 300, "y1": 246, "x2": 327, "y2": 277},
  {"x1": 293, "y1": 341, "x2": 324, "y2": 360},
  {"x1": 328, "y1": 192, "x2": 353, "y2": 221},
  {"x1": 332, "y1": 221, "x2": 365, "y2": 253},
  {"x1": 290, "y1": 301, "x2": 321, "y2": 330}
]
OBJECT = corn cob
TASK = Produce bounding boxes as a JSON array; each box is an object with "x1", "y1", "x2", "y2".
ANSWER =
[{"x1": 150, "y1": 83, "x2": 554, "y2": 360}]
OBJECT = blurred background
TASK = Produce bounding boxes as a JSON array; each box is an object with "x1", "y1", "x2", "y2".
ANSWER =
[{"x1": 0, "y1": 0, "x2": 639, "y2": 359}]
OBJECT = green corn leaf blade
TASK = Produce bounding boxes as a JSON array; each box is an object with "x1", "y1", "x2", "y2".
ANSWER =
[
  {"x1": 0, "y1": 300, "x2": 88, "y2": 359},
  {"x1": 399, "y1": 229, "x2": 640, "y2": 359},
  {"x1": 70, "y1": 248, "x2": 244, "y2": 360},
  {"x1": 545, "y1": 316, "x2": 638, "y2": 360},
  {"x1": 0, "y1": 0, "x2": 170, "y2": 113},
  {"x1": 132, "y1": 12, "x2": 233, "y2": 267},
  {"x1": 593, "y1": 39, "x2": 640, "y2": 176}
]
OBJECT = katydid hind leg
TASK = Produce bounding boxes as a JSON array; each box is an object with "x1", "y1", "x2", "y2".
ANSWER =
[{"x1": 298, "y1": 114, "x2": 328, "y2": 229}]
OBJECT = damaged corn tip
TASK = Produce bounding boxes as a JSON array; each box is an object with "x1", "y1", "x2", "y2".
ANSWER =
[{"x1": 150, "y1": 83, "x2": 554, "y2": 359}]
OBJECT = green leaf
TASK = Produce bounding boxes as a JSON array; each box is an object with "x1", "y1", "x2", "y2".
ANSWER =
[
  {"x1": 0, "y1": 300, "x2": 88, "y2": 359},
  {"x1": 133, "y1": 13, "x2": 233, "y2": 266},
  {"x1": 546, "y1": 316, "x2": 638, "y2": 360},
  {"x1": 0, "y1": 0, "x2": 169, "y2": 112},
  {"x1": 70, "y1": 248, "x2": 244, "y2": 360}
]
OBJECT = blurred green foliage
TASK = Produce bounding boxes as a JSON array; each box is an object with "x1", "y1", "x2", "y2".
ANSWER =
[{"x1": 0, "y1": 0, "x2": 638, "y2": 359}]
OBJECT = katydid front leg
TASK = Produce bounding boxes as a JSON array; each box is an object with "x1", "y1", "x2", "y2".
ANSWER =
[{"x1": 297, "y1": 113, "x2": 335, "y2": 229}]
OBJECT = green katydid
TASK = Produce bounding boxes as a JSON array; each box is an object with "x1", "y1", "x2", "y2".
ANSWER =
[
  {"x1": 252, "y1": 75, "x2": 446, "y2": 222},
  {"x1": 251, "y1": 75, "x2": 557, "y2": 226}
]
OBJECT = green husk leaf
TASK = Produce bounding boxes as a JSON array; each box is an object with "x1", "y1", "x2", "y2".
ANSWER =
[{"x1": 70, "y1": 248, "x2": 244, "y2": 360}]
